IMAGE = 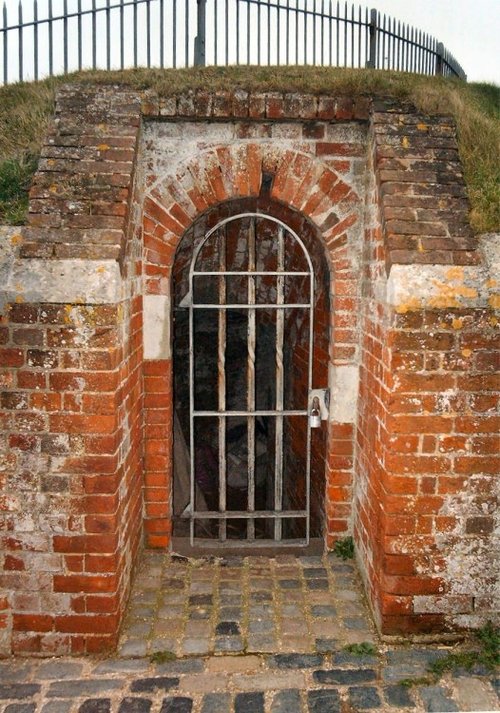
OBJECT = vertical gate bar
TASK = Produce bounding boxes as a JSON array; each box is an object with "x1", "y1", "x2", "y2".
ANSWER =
[
  {"x1": 34, "y1": 0, "x2": 38, "y2": 80},
  {"x1": 274, "y1": 226, "x2": 285, "y2": 541},
  {"x1": 189, "y1": 242, "x2": 195, "y2": 546},
  {"x1": 17, "y1": 0, "x2": 22, "y2": 82},
  {"x1": 218, "y1": 228, "x2": 227, "y2": 542},
  {"x1": 247, "y1": 217, "x2": 257, "y2": 540},
  {"x1": 305, "y1": 266, "x2": 314, "y2": 546},
  {"x1": 63, "y1": 0, "x2": 68, "y2": 74},
  {"x1": 106, "y1": 0, "x2": 111, "y2": 71}
]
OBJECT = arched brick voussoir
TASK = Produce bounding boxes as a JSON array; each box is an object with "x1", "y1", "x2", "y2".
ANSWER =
[
  {"x1": 144, "y1": 144, "x2": 360, "y2": 263},
  {"x1": 143, "y1": 196, "x2": 186, "y2": 238}
]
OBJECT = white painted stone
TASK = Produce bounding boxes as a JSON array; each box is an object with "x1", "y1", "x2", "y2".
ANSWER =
[
  {"x1": 143, "y1": 294, "x2": 171, "y2": 360},
  {"x1": 2, "y1": 257, "x2": 121, "y2": 305},
  {"x1": 328, "y1": 364, "x2": 359, "y2": 423}
]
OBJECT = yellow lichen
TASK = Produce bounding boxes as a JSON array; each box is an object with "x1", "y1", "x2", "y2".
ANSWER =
[
  {"x1": 445, "y1": 267, "x2": 465, "y2": 281},
  {"x1": 401, "y1": 136, "x2": 410, "y2": 148},
  {"x1": 417, "y1": 122, "x2": 429, "y2": 132},
  {"x1": 97, "y1": 144, "x2": 110, "y2": 151},
  {"x1": 10, "y1": 233, "x2": 23, "y2": 245},
  {"x1": 452, "y1": 318, "x2": 464, "y2": 330},
  {"x1": 395, "y1": 296, "x2": 422, "y2": 313},
  {"x1": 461, "y1": 348, "x2": 472, "y2": 358},
  {"x1": 489, "y1": 294, "x2": 500, "y2": 309}
]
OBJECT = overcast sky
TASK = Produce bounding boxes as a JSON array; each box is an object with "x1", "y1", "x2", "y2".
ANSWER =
[
  {"x1": 371, "y1": 0, "x2": 499, "y2": 84},
  {"x1": 1, "y1": 0, "x2": 499, "y2": 85}
]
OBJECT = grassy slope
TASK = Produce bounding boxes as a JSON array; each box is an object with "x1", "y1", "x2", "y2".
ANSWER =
[{"x1": 0, "y1": 66, "x2": 498, "y2": 232}]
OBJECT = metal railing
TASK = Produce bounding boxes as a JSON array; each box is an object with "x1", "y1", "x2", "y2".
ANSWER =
[{"x1": 0, "y1": 0, "x2": 466, "y2": 86}]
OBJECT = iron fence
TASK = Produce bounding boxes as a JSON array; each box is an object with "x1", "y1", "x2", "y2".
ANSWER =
[{"x1": 0, "y1": 0, "x2": 466, "y2": 86}]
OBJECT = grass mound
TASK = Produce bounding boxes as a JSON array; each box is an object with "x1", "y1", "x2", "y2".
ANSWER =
[{"x1": 0, "y1": 66, "x2": 498, "y2": 231}]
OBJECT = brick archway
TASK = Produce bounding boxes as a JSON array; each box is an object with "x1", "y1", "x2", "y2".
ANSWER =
[{"x1": 141, "y1": 143, "x2": 362, "y2": 551}]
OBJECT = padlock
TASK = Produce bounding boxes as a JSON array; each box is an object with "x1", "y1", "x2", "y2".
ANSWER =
[{"x1": 309, "y1": 396, "x2": 321, "y2": 429}]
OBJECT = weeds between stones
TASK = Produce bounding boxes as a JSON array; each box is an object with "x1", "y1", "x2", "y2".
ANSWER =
[{"x1": 333, "y1": 537, "x2": 355, "y2": 561}]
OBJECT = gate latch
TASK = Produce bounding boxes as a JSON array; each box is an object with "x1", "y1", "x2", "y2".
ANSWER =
[{"x1": 308, "y1": 389, "x2": 330, "y2": 428}]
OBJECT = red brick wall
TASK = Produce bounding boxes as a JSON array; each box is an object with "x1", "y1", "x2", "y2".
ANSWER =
[
  {"x1": 354, "y1": 108, "x2": 498, "y2": 634},
  {"x1": 1, "y1": 86, "x2": 497, "y2": 654}
]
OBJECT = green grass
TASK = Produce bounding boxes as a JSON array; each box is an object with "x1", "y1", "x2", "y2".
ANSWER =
[
  {"x1": 0, "y1": 66, "x2": 498, "y2": 230},
  {"x1": 149, "y1": 650, "x2": 177, "y2": 664},
  {"x1": 333, "y1": 536, "x2": 355, "y2": 560},
  {"x1": 400, "y1": 621, "x2": 500, "y2": 687},
  {"x1": 343, "y1": 642, "x2": 378, "y2": 656}
]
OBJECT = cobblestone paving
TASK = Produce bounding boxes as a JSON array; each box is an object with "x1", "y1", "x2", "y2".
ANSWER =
[
  {"x1": 0, "y1": 554, "x2": 498, "y2": 712},
  {"x1": 118, "y1": 553, "x2": 376, "y2": 658}
]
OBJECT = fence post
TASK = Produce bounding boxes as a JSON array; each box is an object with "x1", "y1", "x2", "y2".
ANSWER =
[
  {"x1": 367, "y1": 8, "x2": 377, "y2": 69},
  {"x1": 435, "y1": 41, "x2": 444, "y2": 76},
  {"x1": 194, "y1": 0, "x2": 207, "y2": 66}
]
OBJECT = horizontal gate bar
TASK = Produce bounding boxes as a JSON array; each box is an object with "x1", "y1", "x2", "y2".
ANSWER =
[
  {"x1": 190, "y1": 510, "x2": 308, "y2": 519},
  {"x1": 193, "y1": 409, "x2": 307, "y2": 416},
  {"x1": 191, "y1": 538, "x2": 309, "y2": 549},
  {"x1": 193, "y1": 271, "x2": 310, "y2": 277},
  {"x1": 193, "y1": 303, "x2": 310, "y2": 309}
]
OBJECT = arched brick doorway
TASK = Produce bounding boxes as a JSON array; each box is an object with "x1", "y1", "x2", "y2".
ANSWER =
[
  {"x1": 170, "y1": 198, "x2": 330, "y2": 552},
  {"x1": 141, "y1": 141, "x2": 362, "y2": 554}
]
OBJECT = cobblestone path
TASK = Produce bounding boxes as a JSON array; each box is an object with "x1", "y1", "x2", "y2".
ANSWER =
[{"x1": 0, "y1": 553, "x2": 498, "y2": 712}]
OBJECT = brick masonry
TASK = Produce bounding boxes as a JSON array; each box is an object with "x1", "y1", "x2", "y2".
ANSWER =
[{"x1": 0, "y1": 84, "x2": 498, "y2": 654}]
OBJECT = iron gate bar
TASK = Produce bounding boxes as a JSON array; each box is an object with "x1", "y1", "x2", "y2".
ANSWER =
[
  {"x1": 274, "y1": 225, "x2": 285, "y2": 541},
  {"x1": 193, "y1": 410, "x2": 307, "y2": 416},
  {"x1": 191, "y1": 510, "x2": 308, "y2": 518},
  {"x1": 217, "y1": 227, "x2": 227, "y2": 541},
  {"x1": 192, "y1": 304, "x2": 311, "y2": 309},
  {"x1": 193, "y1": 271, "x2": 310, "y2": 276},
  {"x1": 188, "y1": 212, "x2": 314, "y2": 548},
  {"x1": 247, "y1": 216, "x2": 257, "y2": 541}
]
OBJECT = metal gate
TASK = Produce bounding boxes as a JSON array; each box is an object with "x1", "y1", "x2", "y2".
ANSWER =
[{"x1": 187, "y1": 212, "x2": 315, "y2": 548}]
